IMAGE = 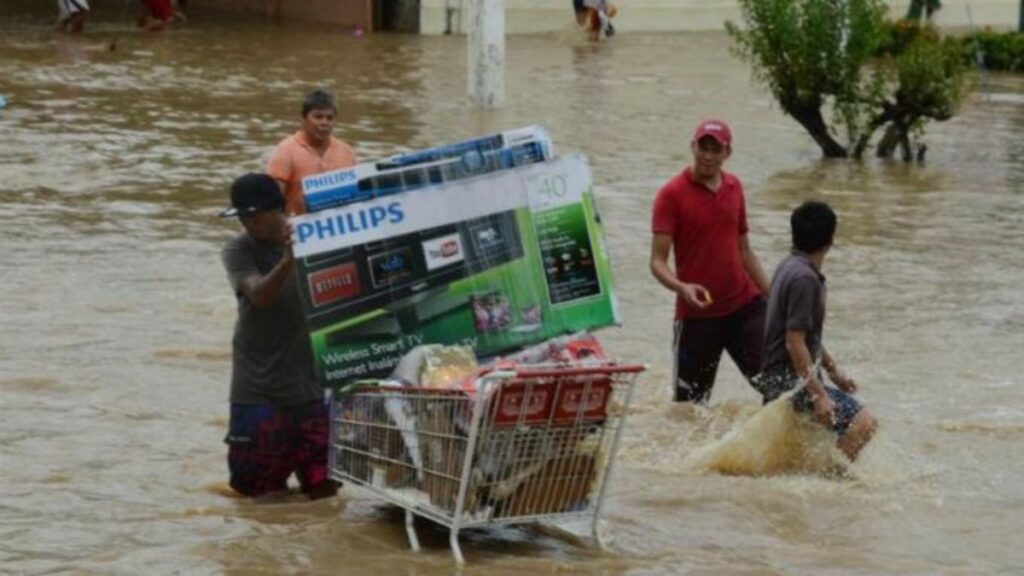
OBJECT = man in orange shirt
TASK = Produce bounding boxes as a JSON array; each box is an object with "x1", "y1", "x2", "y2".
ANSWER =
[{"x1": 267, "y1": 89, "x2": 358, "y2": 215}]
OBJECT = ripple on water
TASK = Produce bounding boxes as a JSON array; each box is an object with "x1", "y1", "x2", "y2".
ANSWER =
[
  {"x1": 153, "y1": 348, "x2": 230, "y2": 362},
  {"x1": 0, "y1": 376, "x2": 64, "y2": 393},
  {"x1": 937, "y1": 420, "x2": 1024, "y2": 440}
]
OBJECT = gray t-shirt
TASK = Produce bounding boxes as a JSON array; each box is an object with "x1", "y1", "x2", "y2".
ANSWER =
[
  {"x1": 222, "y1": 233, "x2": 320, "y2": 405},
  {"x1": 758, "y1": 251, "x2": 827, "y2": 399}
]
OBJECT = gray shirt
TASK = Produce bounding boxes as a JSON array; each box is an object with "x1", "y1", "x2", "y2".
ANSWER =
[
  {"x1": 222, "y1": 234, "x2": 320, "y2": 405},
  {"x1": 759, "y1": 251, "x2": 827, "y2": 398}
]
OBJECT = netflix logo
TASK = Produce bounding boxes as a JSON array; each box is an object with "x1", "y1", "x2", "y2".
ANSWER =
[{"x1": 308, "y1": 262, "x2": 361, "y2": 307}]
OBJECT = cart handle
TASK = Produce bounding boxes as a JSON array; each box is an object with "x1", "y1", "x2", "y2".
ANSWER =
[
  {"x1": 511, "y1": 363, "x2": 646, "y2": 378},
  {"x1": 331, "y1": 365, "x2": 645, "y2": 395}
]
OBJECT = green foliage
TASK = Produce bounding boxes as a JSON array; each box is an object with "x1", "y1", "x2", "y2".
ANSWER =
[
  {"x1": 879, "y1": 22, "x2": 1024, "y2": 72},
  {"x1": 728, "y1": 0, "x2": 968, "y2": 161},
  {"x1": 725, "y1": 0, "x2": 888, "y2": 111},
  {"x1": 895, "y1": 36, "x2": 966, "y2": 125},
  {"x1": 876, "y1": 18, "x2": 940, "y2": 56},
  {"x1": 960, "y1": 30, "x2": 1024, "y2": 72},
  {"x1": 835, "y1": 66, "x2": 886, "y2": 151}
]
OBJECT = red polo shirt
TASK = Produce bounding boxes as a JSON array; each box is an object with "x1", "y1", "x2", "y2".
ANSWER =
[{"x1": 652, "y1": 167, "x2": 761, "y2": 320}]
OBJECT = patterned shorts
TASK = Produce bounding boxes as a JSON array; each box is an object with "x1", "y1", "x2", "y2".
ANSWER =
[
  {"x1": 225, "y1": 401, "x2": 333, "y2": 498},
  {"x1": 756, "y1": 370, "x2": 864, "y2": 435}
]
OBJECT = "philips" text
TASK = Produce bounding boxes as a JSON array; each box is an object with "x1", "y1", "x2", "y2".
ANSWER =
[
  {"x1": 303, "y1": 169, "x2": 358, "y2": 193},
  {"x1": 296, "y1": 202, "x2": 405, "y2": 244}
]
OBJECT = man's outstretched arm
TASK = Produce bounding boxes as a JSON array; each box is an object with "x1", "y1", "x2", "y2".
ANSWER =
[{"x1": 785, "y1": 329, "x2": 835, "y2": 426}]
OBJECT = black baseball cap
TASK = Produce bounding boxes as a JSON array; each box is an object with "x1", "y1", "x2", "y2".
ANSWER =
[{"x1": 218, "y1": 173, "x2": 285, "y2": 218}]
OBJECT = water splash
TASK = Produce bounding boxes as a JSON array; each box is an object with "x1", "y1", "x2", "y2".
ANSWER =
[{"x1": 684, "y1": 391, "x2": 848, "y2": 477}]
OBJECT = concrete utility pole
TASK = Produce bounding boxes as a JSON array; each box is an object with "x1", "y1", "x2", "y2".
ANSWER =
[
  {"x1": 1019, "y1": 0, "x2": 1023, "y2": 32},
  {"x1": 467, "y1": 0, "x2": 505, "y2": 108}
]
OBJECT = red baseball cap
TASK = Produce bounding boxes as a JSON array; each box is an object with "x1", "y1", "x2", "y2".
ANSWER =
[{"x1": 692, "y1": 119, "x2": 732, "y2": 146}]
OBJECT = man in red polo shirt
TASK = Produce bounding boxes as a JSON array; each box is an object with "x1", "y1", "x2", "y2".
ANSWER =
[
  {"x1": 267, "y1": 89, "x2": 358, "y2": 216},
  {"x1": 650, "y1": 119, "x2": 771, "y2": 402}
]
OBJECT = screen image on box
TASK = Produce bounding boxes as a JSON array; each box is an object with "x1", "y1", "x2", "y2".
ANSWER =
[{"x1": 534, "y1": 205, "x2": 602, "y2": 304}]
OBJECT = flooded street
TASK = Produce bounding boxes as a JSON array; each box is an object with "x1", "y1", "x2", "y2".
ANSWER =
[{"x1": 2, "y1": 7, "x2": 1024, "y2": 575}]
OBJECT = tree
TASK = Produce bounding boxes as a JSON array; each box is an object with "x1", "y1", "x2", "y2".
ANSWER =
[
  {"x1": 726, "y1": 0, "x2": 966, "y2": 161},
  {"x1": 863, "y1": 32, "x2": 966, "y2": 160}
]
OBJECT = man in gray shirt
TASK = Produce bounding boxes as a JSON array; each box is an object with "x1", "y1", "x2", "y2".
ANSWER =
[
  {"x1": 219, "y1": 173, "x2": 336, "y2": 499},
  {"x1": 758, "y1": 201, "x2": 877, "y2": 461}
]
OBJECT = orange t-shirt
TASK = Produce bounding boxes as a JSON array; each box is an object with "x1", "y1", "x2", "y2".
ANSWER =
[{"x1": 266, "y1": 131, "x2": 358, "y2": 215}]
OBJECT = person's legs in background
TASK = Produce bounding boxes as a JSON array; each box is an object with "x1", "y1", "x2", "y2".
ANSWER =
[
  {"x1": 138, "y1": 0, "x2": 174, "y2": 31},
  {"x1": 56, "y1": 0, "x2": 89, "y2": 33}
]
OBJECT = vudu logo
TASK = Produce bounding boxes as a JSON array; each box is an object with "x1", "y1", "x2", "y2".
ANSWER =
[
  {"x1": 296, "y1": 202, "x2": 405, "y2": 244},
  {"x1": 380, "y1": 254, "x2": 405, "y2": 272}
]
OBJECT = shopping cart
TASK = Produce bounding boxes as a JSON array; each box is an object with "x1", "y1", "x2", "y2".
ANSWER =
[{"x1": 328, "y1": 363, "x2": 644, "y2": 563}]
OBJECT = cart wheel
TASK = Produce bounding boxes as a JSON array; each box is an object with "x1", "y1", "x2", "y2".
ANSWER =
[{"x1": 405, "y1": 510, "x2": 421, "y2": 552}]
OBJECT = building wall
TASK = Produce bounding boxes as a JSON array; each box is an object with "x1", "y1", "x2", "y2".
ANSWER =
[
  {"x1": 421, "y1": 0, "x2": 1020, "y2": 35},
  {"x1": 191, "y1": 0, "x2": 372, "y2": 29},
  {"x1": 191, "y1": 0, "x2": 1019, "y2": 34}
]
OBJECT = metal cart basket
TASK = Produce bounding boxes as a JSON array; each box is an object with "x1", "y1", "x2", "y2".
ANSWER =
[{"x1": 328, "y1": 363, "x2": 644, "y2": 563}]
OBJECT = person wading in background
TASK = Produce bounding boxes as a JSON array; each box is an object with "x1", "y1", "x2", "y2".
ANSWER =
[
  {"x1": 138, "y1": 0, "x2": 176, "y2": 31},
  {"x1": 266, "y1": 89, "x2": 358, "y2": 216},
  {"x1": 55, "y1": 0, "x2": 89, "y2": 34}
]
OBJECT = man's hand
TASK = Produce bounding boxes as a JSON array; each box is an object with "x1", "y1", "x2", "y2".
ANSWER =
[
  {"x1": 679, "y1": 282, "x2": 713, "y2": 310},
  {"x1": 278, "y1": 221, "x2": 295, "y2": 264},
  {"x1": 238, "y1": 218, "x2": 296, "y2": 309},
  {"x1": 822, "y1": 348, "x2": 856, "y2": 393},
  {"x1": 830, "y1": 370, "x2": 857, "y2": 394},
  {"x1": 811, "y1": 387, "x2": 837, "y2": 428}
]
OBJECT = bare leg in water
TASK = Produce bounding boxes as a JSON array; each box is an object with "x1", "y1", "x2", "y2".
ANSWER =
[{"x1": 837, "y1": 409, "x2": 878, "y2": 461}]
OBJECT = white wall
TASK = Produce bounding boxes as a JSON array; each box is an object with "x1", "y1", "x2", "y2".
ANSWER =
[{"x1": 420, "y1": 0, "x2": 1020, "y2": 35}]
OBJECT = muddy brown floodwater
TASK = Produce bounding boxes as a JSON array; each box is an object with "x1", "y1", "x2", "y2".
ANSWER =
[{"x1": 2, "y1": 7, "x2": 1023, "y2": 575}]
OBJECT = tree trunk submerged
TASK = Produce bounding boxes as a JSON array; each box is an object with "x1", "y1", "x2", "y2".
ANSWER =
[
  {"x1": 786, "y1": 105, "x2": 849, "y2": 158},
  {"x1": 876, "y1": 122, "x2": 911, "y2": 160}
]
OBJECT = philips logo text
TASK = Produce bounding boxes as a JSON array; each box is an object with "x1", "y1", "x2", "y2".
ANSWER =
[
  {"x1": 296, "y1": 202, "x2": 404, "y2": 244},
  {"x1": 302, "y1": 169, "x2": 358, "y2": 193}
]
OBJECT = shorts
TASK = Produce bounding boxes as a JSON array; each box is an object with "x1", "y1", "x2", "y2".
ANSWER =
[
  {"x1": 791, "y1": 385, "x2": 864, "y2": 435},
  {"x1": 755, "y1": 369, "x2": 864, "y2": 435},
  {"x1": 57, "y1": 0, "x2": 89, "y2": 20},
  {"x1": 142, "y1": 0, "x2": 175, "y2": 20},
  {"x1": 672, "y1": 296, "x2": 766, "y2": 402},
  {"x1": 225, "y1": 401, "x2": 333, "y2": 498}
]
